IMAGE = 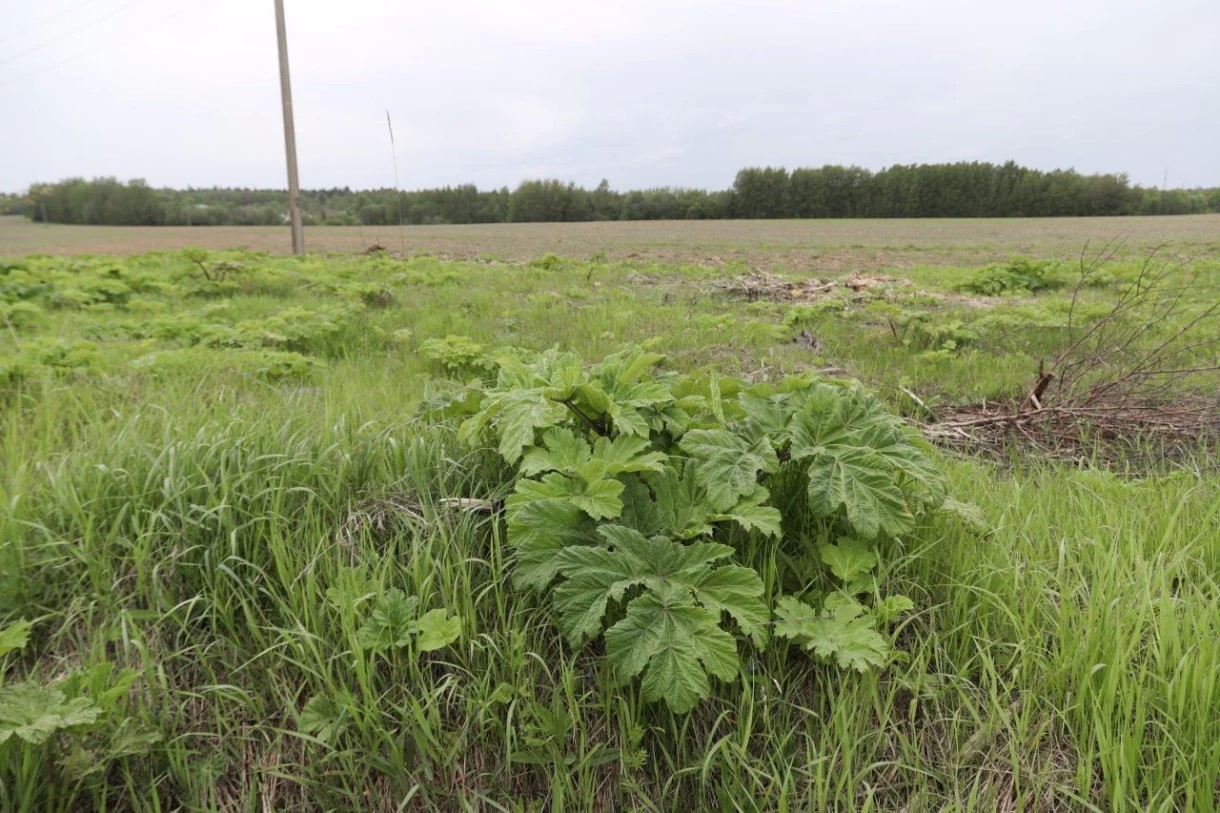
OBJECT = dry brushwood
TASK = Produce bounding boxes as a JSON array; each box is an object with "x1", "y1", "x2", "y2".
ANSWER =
[
  {"x1": 438, "y1": 497, "x2": 503, "y2": 514},
  {"x1": 711, "y1": 271, "x2": 834, "y2": 301},
  {"x1": 929, "y1": 241, "x2": 1220, "y2": 463},
  {"x1": 843, "y1": 271, "x2": 911, "y2": 292},
  {"x1": 338, "y1": 493, "x2": 428, "y2": 546},
  {"x1": 711, "y1": 270, "x2": 909, "y2": 303}
]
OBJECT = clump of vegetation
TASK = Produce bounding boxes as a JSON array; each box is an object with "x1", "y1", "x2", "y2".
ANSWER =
[
  {"x1": 129, "y1": 347, "x2": 320, "y2": 381},
  {"x1": 233, "y1": 305, "x2": 363, "y2": 356},
  {"x1": 932, "y1": 249, "x2": 1220, "y2": 464},
  {"x1": 784, "y1": 298, "x2": 848, "y2": 327},
  {"x1": 1, "y1": 621, "x2": 160, "y2": 806},
  {"x1": 299, "y1": 579, "x2": 462, "y2": 744},
  {"x1": 453, "y1": 347, "x2": 948, "y2": 711},
  {"x1": 0, "y1": 340, "x2": 104, "y2": 386},
  {"x1": 529, "y1": 252, "x2": 569, "y2": 271},
  {"x1": 958, "y1": 257, "x2": 1064, "y2": 295},
  {"x1": 181, "y1": 247, "x2": 245, "y2": 283},
  {"x1": 0, "y1": 302, "x2": 44, "y2": 331},
  {"x1": 396, "y1": 260, "x2": 463, "y2": 287},
  {"x1": 46, "y1": 277, "x2": 133, "y2": 310},
  {"x1": 868, "y1": 302, "x2": 979, "y2": 354},
  {"x1": 419, "y1": 334, "x2": 498, "y2": 377},
  {"x1": 690, "y1": 313, "x2": 738, "y2": 332}
]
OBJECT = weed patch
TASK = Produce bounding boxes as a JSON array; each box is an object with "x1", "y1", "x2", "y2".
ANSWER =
[
  {"x1": 957, "y1": 257, "x2": 1065, "y2": 296},
  {"x1": 1, "y1": 245, "x2": 1217, "y2": 810}
]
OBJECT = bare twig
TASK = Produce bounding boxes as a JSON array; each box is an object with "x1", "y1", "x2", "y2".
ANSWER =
[{"x1": 926, "y1": 246, "x2": 1219, "y2": 466}]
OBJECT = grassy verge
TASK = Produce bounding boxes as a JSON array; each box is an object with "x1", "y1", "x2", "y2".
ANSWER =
[{"x1": 1, "y1": 249, "x2": 1217, "y2": 810}]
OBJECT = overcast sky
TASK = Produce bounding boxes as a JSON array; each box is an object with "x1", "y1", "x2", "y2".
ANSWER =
[{"x1": 1, "y1": 0, "x2": 1216, "y2": 193}]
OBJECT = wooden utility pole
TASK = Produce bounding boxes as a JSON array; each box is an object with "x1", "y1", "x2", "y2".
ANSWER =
[{"x1": 274, "y1": 0, "x2": 304, "y2": 254}]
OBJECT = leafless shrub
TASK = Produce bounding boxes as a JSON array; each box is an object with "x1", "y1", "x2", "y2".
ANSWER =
[{"x1": 930, "y1": 242, "x2": 1220, "y2": 464}]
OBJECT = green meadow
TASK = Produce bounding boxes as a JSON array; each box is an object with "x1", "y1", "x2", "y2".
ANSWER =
[{"x1": 1, "y1": 243, "x2": 1217, "y2": 811}]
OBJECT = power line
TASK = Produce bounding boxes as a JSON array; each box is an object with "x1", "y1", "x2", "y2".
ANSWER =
[
  {"x1": 0, "y1": 0, "x2": 99, "y2": 45},
  {"x1": 0, "y1": 37, "x2": 111, "y2": 88},
  {"x1": 0, "y1": 2, "x2": 193, "y2": 89},
  {"x1": 0, "y1": 0, "x2": 152, "y2": 66}
]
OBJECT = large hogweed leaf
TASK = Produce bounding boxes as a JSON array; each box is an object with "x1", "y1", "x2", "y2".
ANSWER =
[
  {"x1": 577, "y1": 348, "x2": 675, "y2": 437},
  {"x1": 504, "y1": 471, "x2": 626, "y2": 588},
  {"x1": 663, "y1": 372, "x2": 746, "y2": 434},
  {"x1": 776, "y1": 532, "x2": 915, "y2": 671},
  {"x1": 415, "y1": 609, "x2": 464, "y2": 652},
  {"x1": 325, "y1": 567, "x2": 379, "y2": 617},
  {"x1": 806, "y1": 446, "x2": 912, "y2": 539},
  {"x1": 520, "y1": 428, "x2": 666, "y2": 479},
  {"x1": 0, "y1": 620, "x2": 32, "y2": 658},
  {"x1": 457, "y1": 349, "x2": 581, "y2": 462},
  {"x1": 358, "y1": 588, "x2": 461, "y2": 654},
  {"x1": 817, "y1": 537, "x2": 879, "y2": 583},
  {"x1": 0, "y1": 683, "x2": 100, "y2": 746},
  {"x1": 787, "y1": 382, "x2": 946, "y2": 539},
  {"x1": 691, "y1": 564, "x2": 772, "y2": 648},
  {"x1": 736, "y1": 375, "x2": 821, "y2": 444},
  {"x1": 550, "y1": 526, "x2": 765, "y2": 712},
  {"x1": 506, "y1": 485, "x2": 599, "y2": 589},
  {"x1": 512, "y1": 469, "x2": 625, "y2": 522},
  {"x1": 299, "y1": 693, "x2": 350, "y2": 744},
  {"x1": 679, "y1": 429, "x2": 779, "y2": 511},
  {"x1": 774, "y1": 594, "x2": 891, "y2": 672},
  {"x1": 459, "y1": 347, "x2": 676, "y2": 460},
  {"x1": 551, "y1": 525, "x2": 767, "y2": 648},
  {"x1": 633, "y1": 465, "x2": 713, "y2": 540},
  {"x1": 358, "y1": 589, "x2": 420, "y2": 650},
  {"x1": 618, "y1": 464, "x2": 781, "y2": 541},
  {"x1": 708, "y1": 485, "x2": 783, "y2": 538},
  {"x1": 605, "y1": 584, "x2": 738, "y2": 713},
  {"x1": 872, "y1": 594, "x2": 916, "y2": 625},
  {"x1": 467, "y1": 388, "x2": 569, "y2": 464},
  {"x1": 861, "y1": 425, "x2": 948, "y2": 507}
]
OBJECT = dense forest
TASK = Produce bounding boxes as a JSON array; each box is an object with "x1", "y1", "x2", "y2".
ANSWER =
[{"x1": 7, "y1": 162, "x2": 1219, "y2": 226}]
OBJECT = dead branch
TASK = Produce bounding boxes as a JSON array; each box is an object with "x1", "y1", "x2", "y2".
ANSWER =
[
  {"x1": 927, "y1": 246, "x2": 1220, "y2": 467},
  {"x1": 710, "y1": 271, "x2": 908, "y2": 303}
]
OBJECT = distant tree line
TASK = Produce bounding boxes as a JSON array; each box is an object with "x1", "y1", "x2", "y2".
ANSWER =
[
  {"x1": 731, "y1": 163, "x2": 1220, "y2": 218},
  {"x1": 13, "y1": 162, "x2": 1220, "y2": 227},
  {"x1": 0, "y1": 192, "x2": 25, "y2": 216}
]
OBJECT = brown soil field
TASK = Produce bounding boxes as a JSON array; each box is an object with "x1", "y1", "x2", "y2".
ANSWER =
[{"x1": 3, "y1": 214, "x2": 1217, "y2": 271}]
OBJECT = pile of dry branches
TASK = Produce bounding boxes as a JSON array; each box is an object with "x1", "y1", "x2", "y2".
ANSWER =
[
  {"x1": 711, "y1": 270, "x2": 909, "y2": 303},
  {"x1": 928, "y1": 242, "x2": 1220, "y2": 464}
]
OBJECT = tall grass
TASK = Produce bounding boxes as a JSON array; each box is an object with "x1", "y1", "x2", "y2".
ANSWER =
[{"x1": 1, "y1": 251, "x2": 1217, "y2": 810}]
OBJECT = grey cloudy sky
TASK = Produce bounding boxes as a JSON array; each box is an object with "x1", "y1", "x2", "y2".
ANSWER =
[{"x1": 1, "y1": 0, "x2": 1217, "y2": 193}]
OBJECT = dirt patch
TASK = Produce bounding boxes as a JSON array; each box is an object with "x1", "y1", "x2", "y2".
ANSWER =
[{"x1": 6, "y1": 215, "x2": 1218, "y2": 267}]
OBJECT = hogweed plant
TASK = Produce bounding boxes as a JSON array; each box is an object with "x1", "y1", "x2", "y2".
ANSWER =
[
  {"x1": 0, "y1": 620, "x2": 158, "y2": 811},
  {"x1": 450, "y1": 346, "x2": 954, "y2": 711}
]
